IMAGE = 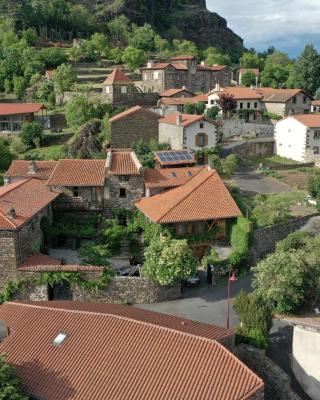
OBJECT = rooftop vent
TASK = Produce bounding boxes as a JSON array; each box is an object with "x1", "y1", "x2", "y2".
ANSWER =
[
  {"x1": 53, "y1": 332, "x2": 68, "y2": 346},
  {"x1": 0, "y1": 321, "x2": 8, "y2": 342},
  {"x1": 28, "y1": 161, "x2": 37, "y2": 174},
  {"x1": 7, "y1": 207, "x2": 16, "y2": 220},
  {"x1": 172, "y1": 172, "x2": 177, "y2": 178},
  {"x1": 188, "y1": 171, "x2": 193, "y2": 177}
]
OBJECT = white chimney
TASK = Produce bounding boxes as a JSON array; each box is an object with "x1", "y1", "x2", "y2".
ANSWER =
[
  {"x1": 182, "y1": 85, "x2": 186, "y2": 90},
  {"x1": 201, "y1": 61, "x2": 205, "y2": 66},
  {"x1": 215, "y1": 83, "x2": 220, "y2": 92},
  {"x1": 27, "y1": 161, "x2": 37, "y2": 174},
  {"x1": 147, "y1": 60, "x2": 155, "y2": 69},
  {"x1": 176, "y1": 113, "x2": 183, "y2": 125}
]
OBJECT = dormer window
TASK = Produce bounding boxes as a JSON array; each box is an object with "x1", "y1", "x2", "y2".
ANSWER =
[{"x1": 53, "y1": 332, "x2": 68, "y2": 346}]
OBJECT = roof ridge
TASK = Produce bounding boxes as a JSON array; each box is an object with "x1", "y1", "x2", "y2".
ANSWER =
[{"x1": 157, "y1": 168, "x2": 214, "y2": 223}]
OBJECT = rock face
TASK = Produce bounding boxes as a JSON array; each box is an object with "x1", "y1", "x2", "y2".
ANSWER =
[
  {"x1": 77, "y1": 0, "x2": 243, "y2": 53},
  {"x1": 68, "y1": 120, "x2": 102, "y2": 159}
]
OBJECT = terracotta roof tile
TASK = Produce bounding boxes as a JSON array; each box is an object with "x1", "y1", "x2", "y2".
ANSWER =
[
  {"x1": 46, "y1": 159, "x2": 106, "y2": 187},
  {"x1": 136, "y1": 168, "x2": 242, "y2": 223},
  {"x1": 256, "y1": 87, "x2": 308, "y2": 102},
  {"x1": 4, "y1": 160, "x2": 58, "y2": 180},
  {"x1": 213, "y1": 87, "x2": 263, "y2": 100},
  {"x1": 103, "y1": 68, "x2": 133, "y2": 85},
  {"x1": 0, "y1": 103, "x2": 46, "y2": 116},
  {"x1": 240, "y1": 68, "x2": 260, "y2": 76},
  {"x1": 108, "y1": 151, "x2": 140, "y2": 175},
  {"x1": 109, "y1": 105, "x2": 160, "y2": 123},
  {"x1": 160, "y1": 88, "x2": 195, "y2": 97},
  {"x1": 19, "y1": 253, "x2": 61, "y2": 268},
  {"x1": 289, "y1": 114, "x2": 320, "y2": 127},
  {"x1": 159, "y1": 112, "x2": 214, "y2": 127},
  {"x1": 0, "y1": 179, "x2": 59, "y2": 230},
  {"x1": 311, "y1": 100, "x2": 320, "y2": 106},
  {"x1": 197, "y1": 64, "x2": 227, "y2": 72},
  {"x1": 145, "y1": 167, "x2": 204, "y2": 188},
  {"x1": 141, "y1": 62, "x2": 188, "y2": 71},
  {"x1": 0, "y1": 301, "x2": 263, "y2": 400}
]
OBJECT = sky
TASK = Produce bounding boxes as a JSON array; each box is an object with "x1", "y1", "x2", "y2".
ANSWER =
[{"x1": 206, "y1": 0, "x2": 320, "y2": 57}]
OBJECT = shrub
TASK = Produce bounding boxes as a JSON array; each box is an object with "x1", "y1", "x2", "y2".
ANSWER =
[
  {"x1": 276, "y1": 231, "x2": 312, "y2": 252},
  {"x1": 0, "y1": 138, "x2": 14, "y2": 170},
  {"x1": 38, "y1": 47, "x2": 67, "y2": 69},
  {"x1": 20, "y1": 122, "x2": 43, "y2": 148},
  {"x1": 0, "y1": 354, "x2": 28, "y2": 399},
  {"x1": 205, "y1": 106, "x2": 219, "y2": 120}
]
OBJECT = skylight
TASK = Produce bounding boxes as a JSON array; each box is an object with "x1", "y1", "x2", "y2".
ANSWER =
[{"x1": 53, "y1": 332, "x2": 68, "y2": 346}]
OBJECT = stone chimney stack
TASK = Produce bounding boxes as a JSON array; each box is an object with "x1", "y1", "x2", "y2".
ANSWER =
[
  {"x1": 176, "y1": 113, "x2": 183, "y2": 125},
  {"x1": 201, "y1": 61, "x2": 205, "y2": 66},
  {"x1": 7, "y1": 207, "x2": 16, "y2": 220},
  {"x1": 27, "y1": 161, "x2": 37, "y2": 175},
  {"x1": 105, "y1": 151, "x2": 112, "y2": 175},
  {"x1": 147, "y1": 60, "x2": 155, "y2": 69}
]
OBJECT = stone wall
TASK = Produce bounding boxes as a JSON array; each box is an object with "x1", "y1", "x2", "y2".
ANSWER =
[
  {"x1": 219, "y1": 118, "x2": 274, "y2": 140},
  {"x1": 305, "y1": 149, "x2": 320, "y2": 167},
  {"x1": 235, "y1": 344, "x2": 301, "y2": 400},
  {"x1": 223, "y1": 139, "x2": 274, "y2": 158},
  {"x1": 159, "y1": 123, "x2": 184, "y2": 149},
  {"x1": 249, "y1": 213, "x2": 320, "y2": 264},
  {"x1": 110, "y1": 108, "x2": 160, "y2": 148},
  {"x1": 52, "y1": 186, "x2": 104, "y2": 211},
  {"x1": 0, "y1": 231, "x2": 17, "y2": 290}
]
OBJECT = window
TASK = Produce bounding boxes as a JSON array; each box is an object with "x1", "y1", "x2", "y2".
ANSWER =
[
  {"x1": 197, "y1": 133, "x2": 206, "y2": 147},
  {"x1": 200, "y1": 122, "x2": 204, "y2": 129},
  {"x1": 254, "y1": 102, "x2": 258, "y2": 108},
  {"x1": 247, "y1": 102, "x2": 251, "y2": 109},
  {"x1": 210, "y1": 99, "x2": 214, "y2": 105},
  {"x1": 239, "y1": 103, "x2": 243, "y2": 109},
  {"x1": 105, "y1": 86, "x2": 110, "y2": 94},
  {"x1": 313, "y1": 146, "x2": 319, "y2": 154},
  {"x1": 53, "y1": 332, "x2": 68, "y2": 346},
  {"x1": 293, "y1": 96, "x2": 297, "y2": 104},
  {"x1": 72, "y1": 188, "x2": 79, "y2": 197},
  {"x1": 119, "y1": 188, "x2": 127, "y2": 198},
  {"x1": 121, "y1": 86, "x2": 127, "y2": 94},
  {"x1": 314, "y1": 130, "x2": 320, "y2": 139},
  {"x1": 153, "y1": 71, "x2": 159, "y2": 79},
  {"x1": 303, "y1": 96, "x2": 307, "y2": 104}
]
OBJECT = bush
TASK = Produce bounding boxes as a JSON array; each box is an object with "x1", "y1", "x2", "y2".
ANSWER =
[
  {"x1": 38, "y1": 47, "x2": 67, "y2": 69},
  {"x1": 0, "y1": 138, "x2": 14, "y2": 170},
  {"x1": 20, "y1": 122, "x2": 43, "y2": 148},
  {"x1": 276, "y1": 231, "x2": 312, "y2": 252},
  {"x1": 229, "y1": 217, "x2": 252, "y2": 267},
  {"x1": 205, "y1": 106, "x2": 219, "y2": 120},
  {"x1": 251, "y1": 194, "x2": 290, "y2": 228},
  {"x1": 0, "y1": 354, "x2": 28, "y2": 399}
]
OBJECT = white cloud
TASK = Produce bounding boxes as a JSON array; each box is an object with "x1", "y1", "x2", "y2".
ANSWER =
[{"x1": 206, "y1": 0, "x2": 320, "y2": 55}]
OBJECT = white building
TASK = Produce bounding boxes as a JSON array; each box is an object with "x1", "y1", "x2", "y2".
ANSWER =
[
  {"x1": 158, "y1": 113, "x2": 218, "y2": 151},
  {"x1": 311, "y1": 100, "x2": 320, "y2": 113},
  {"x1": 275, "y1": 114, "x2": 320, "y2": 163}
]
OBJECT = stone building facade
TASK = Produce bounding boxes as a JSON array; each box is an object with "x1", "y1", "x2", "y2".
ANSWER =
[
  {"x1": 141, "y1": 56, "x2": 232, "y2": 94},
  {"x1": 109, "y1": 105, "x2": 160, "y2": 148}
]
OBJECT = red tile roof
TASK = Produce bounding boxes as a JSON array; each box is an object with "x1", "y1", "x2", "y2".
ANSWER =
[
  {"x1": 4, "y1": 160, "x2": 58, "y2": 180},
  {"x1": 109, "y1": 105, "x2": 160, "y2": 123},
  {"x1": 213, "y1": 87, "x2": 263, "y2": 100},
  {"x1": 197, "y1": 64, "x2": 227, "y2": 72},
  {"x1": 311, "y1": 100, "x2": 320, "y2": 106},
  {"x1": 145, "y1": 166, "x2": 204, "y2": 188},
  {"x1": 240, "y1": 68, "x2": 260, "y2": 76},
  {"x1": 159, "y1": 112, "x2": 215, "y2": 127},
  {"x1": 108, "y1": 151, "x2": 141, "y2": 175},
  {"x1": 46, "y1": 159, "x2": 106, "y2": 187},
  {"x1": 19, "y1": 253, "x2": 61, "y2": 268},
  {"x1": 0, "y1": 179, "x2": 59, "y2": 230},
  {"x1": 160, "y1": 88, "x2": 195, "y2": 97},
  {"x1": 0, "y1": 301, "x2": 263, "y2": 400},
  {"x1": 136, "y1": 168, "x2": 242, "y2": 223},
  {"x1": 0, "y1": 103, "x2": 46, "y2": 116},
  {"x1": 141, "y1": 62, "x2": 188, "y2": 71},
  {"x1": 103, "y1": 68, "x2": 133, "y2": 85},
  {"x1": 289, "y1": 114, "x2": 320, "y2": 127},
  {"x1": 18, "y1": 265, "x2": 104, "y2": 272},
  {"x1": 256, "y1": 87, "x2": 308, "y2": 102},
  {"x1": 170, "y1": 55, "x2": 195, "y2": 60}
]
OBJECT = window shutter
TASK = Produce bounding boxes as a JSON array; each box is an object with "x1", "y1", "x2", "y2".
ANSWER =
[
  {"x1": 205, "y1": 135, "x2": 208, "y2": 146},
  {"x1": 195, "y1": 134, "x2": 199, "y2": 146}
]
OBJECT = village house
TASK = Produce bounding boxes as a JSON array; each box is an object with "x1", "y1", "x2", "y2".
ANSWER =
[
  {"x1": 102, "y1": 68, "x2": 135, "y2": 104},
  {"x1": 0, "y1": 179, "x2": 59, "y2": 290},
  {"x1": 159, "y1": 87, "x2": 195, "y2": 98},
  {"x1": 0, "y1": 301, "x2": 264, "y2": 400},
  {"x1": 158, "y1": 112, "x2": 218, "y2": 152},
  {"x1": 0, "y1": 103, "x2": 47, "y2": 132},
  {"x1": 275, "y1": 114, "x2": 320, "y2": 164},
  {"x1": 136, "y1": 167, "x2": 242, "y2": 254},
  {"x1": 4, "y1": 160, "x2": 58, "y2": 184},
  {"x1": 109, "y1": 105, "x2": 160, "y2": 148},
  {"x1": 153, "y1": 149, "x2": 197, "y2": 169},
  {"x1": 311, "y1": 100, "x2": 320, "y2": 113},
  {"x1": 141, "y1": 55, "x2": 232, "y2": 93},
  {"x1": 159, "y1": 93, "x2": 208, "y2": 115}
]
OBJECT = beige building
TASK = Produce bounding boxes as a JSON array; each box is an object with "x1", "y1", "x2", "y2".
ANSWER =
[{"x1": 311, "y1": 100, "x2": 320, "y2": 113}]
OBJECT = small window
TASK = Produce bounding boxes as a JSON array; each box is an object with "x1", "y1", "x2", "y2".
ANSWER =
[
  {"x1": 254, "y1": 102, "x2": 258, "y2": 108},
  {"x1": 247, "y1": 102, "x2": 251, "y2": 109},
  {"x1": 210, "y1": 100, "x2": 214, "y2": 105},
  {"x1": 72, "y1": 188, "x2": 79, "y2": 197},
  {"x1": 197, "y1": 133, "x2": 206, "y2": 147},
  {"x1": 119, "y1": 188, "x2": 127, "y2": 198},
  {"x1": 121, "y1": 86, "x2": 127, "y2": 94},
  {"x1": 200, "y1": 122, "x2": 204, "y2": 129},
  {"x1": 314, "y1": 130, "x2": 320, "y2": 139},
  {"x1": 303, "y1": 96, "x2": 307, "y2": 104},
  {"x1": 239, "y1": 103, "x2": 243, "y2": 109},
  {"x1": 53, "y1": 332, "x2": 68, "y2": 346},
  {"x1": 313, "y1": 146, "x2": 319, "y2": 154},
  {"x1": 105, "y1": 86, "x2": 110, "y2": 94},
  {"x1": 293, "y1": 96, "x2": 297, "y2": 104}
]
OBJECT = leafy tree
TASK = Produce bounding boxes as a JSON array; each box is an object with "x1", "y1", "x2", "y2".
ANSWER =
[
  {"x1": 52, "y1": 63, "x2": 76, "y2": 93},
  {"x1": 240, "y1": 52, "x2": 264, "y2": 70},
  {"x1": 130, "y1": 23, "x2": 155, "y2": 52},
  {"x1": 13, "y1": 76, "x2": 27, "y2": 99},
  {"x1": 0, "y1": 354, "x2": 28, "y2": 400},
  {"x1": 241, "y1": 70, "x2": 256, "y2": 87},
  {"x1": 85, "y1": 33, "x2": 109, "y2": 60},
  {"x1": 205, "y1": 106, "x2": 219, "y2": 120},
  {"x1": 143, "y1": 238, "x2": 197, "y2": 286},
  {"x1": 107, "y1": 15, "x2": 130, "y2": 47},
  {"x1": 133, "y1": 139, "x2": 169, "y2": 168},
  {"x1": 260, "y1": 51, "x2": 292, "y2": 88},
  {"x1": 37, "y1": 47, "x2": 67, "y2": 69},
  {"x1": 122, "y1": 46, "x2": 147, "y2": 70},
  {"x1": 308, "y1": 175, "x2": 320, "y2": 209},
  {"x1": 65, "y1": 96, "x2": 98, "y2": 129},
  {"x1": 203, "y1": 47, "x2": 231, "y2": 66},
  {"x1": 315, "y1": 87, "x2": 320, "y2": 100},
  {"x1": 21, "y1": 28, "x2": 37, "y2": 46},
  {"x1": 217, "y1": 93, "x2": 237, "y2": 115},
  {"x1": 172, "y1": 39, "x2": 198, "y2": 57},
  {"x1": 109, "y1": 47, "x2": 123, "y2": 64},
  {"x1": 251, "y1": 194, "x2": 290, "y2": 228},
  {"x1": 276, "y1": 231, "x2": 312, "y2": 252},
  {"x1": 287, "y1": 44, "x2": 320, "y2": 94},
  {"x1": 222, "y1": 154, "x2": 239, "y2": 177},
  {"x1": 234, "y1": 291, "x2": 273, "y2": 348},
  {"x1": 0, "y1": 138, "x2": 14, "y2": 170},
  {"x1": 183, "y1": 102, "x2": 206, "y2": 115},
  {"x1": 20, "y1": 122, "x2": 43, "y2": 148}
]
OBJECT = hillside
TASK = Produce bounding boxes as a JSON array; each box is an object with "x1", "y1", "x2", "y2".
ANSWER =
[{"x1": 74, "y1": 0, "x2": 243, "y2": 54}]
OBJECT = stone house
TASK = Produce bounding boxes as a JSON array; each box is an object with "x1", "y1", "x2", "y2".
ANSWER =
[
  {"x1": 275, "y1": 114, "x2": 320, "y2": 163},
  {"x1": 159, "y1": 94, "x2": 208, "y2": 115},
  {"x1": 158, "y1": 112, "x2": 218, "y2": 152},
  {"x1": 136, "y1": 167, "x2": 242, "y2": 256},
  {"x1": 0, "y1": 179, "x2": 59, "y2": 290},
  {"x1": 141, "y1": 55, "x2": 232, "y2": 93},
  {"x1": 4, "y1": 160, "x2": 58, "y2": 185},
  {"x1": 0, "y1": 103, "x2": 47, "y2": 132},
  {"x1": 311, "y1": 100, "x2": 320, "y2": 113},
  {"x1": 104, "y1": 149, "x2": 145, "y2": 215},
  {"x1": 102, "y1": 68, "x2": 135, "y2": 104},
  {"x1": 109, "y1": 105, "x2": 160, "y2": 148},
  {"x1": 159, "y1": 88, "x2": 195, "y2": 98}
]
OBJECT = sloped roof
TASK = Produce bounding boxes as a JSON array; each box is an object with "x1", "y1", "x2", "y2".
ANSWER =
[
  {"x1": 108, "y1": 150, "x2": 141, "y2": 175},
  {"x1": 19, "y1": 253, "x2": 61, "y2": 268},
  {"x1": 0, "y1": 179, "x2": 59, "y2": 230},
  {"x1": 154, "y1": 149, "x2": 196, "y2": 166},
  {"x1": 46, "y1": 160, "x2": 106, "y2": 187},
  {"x1": 4, "y1": 160, "x2": 58, "y2": 180},
  {"x1": 0, "y1": 301, "x2": 263, "y2": 400},
  {"x1": 311, "y1": 100, "x2": 320, "y2": 106},
  {"x1": 18, "y1": 265, "x2": 104, "y2": 272},
  {"x1": 145, "y1": 166, "x2": 204, "y2": 188},
  {"x1": 256, "y1": 87, "x2": 307, "y2": 102},
  {"x1": 109, "y1": 105, "x2": 160, "y2": 123},
  {"x1": 289, "y1": 114, "x2": 320, "y2": 128},
  {"x1": 197, "y1": 65, "x2": 227, "y2": 72},
  {"x1": 159, "y1": 112, "x2": 215, "y2": 127},
  {"x1": 141, "y1": 62, "x2": 188, "y2": 71},
  {"x1": 170, "y1": 55, "x2": 195, "y2": 60},
  {"x1": 103, "y1": 68, "x2": 133, "y2": 85},
  {"x1": 239, "y1": 68, "x2": 260, "y2": 76},
  {"x1": 136, "y1": 168, "x2": 242, "y2": 223},
  {"x1": 213, "y1": 87, "x2": 263, "y2": 100},
  {"x1": 160, "y1": 88, "x2": 195, "y2": 97},
  {"x1": 0, "y1": 103, "x2": 46, "y2": 116}
]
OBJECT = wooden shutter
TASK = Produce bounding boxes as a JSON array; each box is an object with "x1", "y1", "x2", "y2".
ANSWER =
[
  {"x1": 205, "y1": 134, "x2": 208, "y2": 146},
  {"x1": 195, "y1": 133, "x2": 199, "y2": 146}
]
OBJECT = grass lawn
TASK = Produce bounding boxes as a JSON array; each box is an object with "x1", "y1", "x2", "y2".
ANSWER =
[
  {"x1": 23, "y1": 144, "x2": 68, "y2": 160},
  {"x1": 245, "y1": 155, "x2": 297, "y2": 166}
]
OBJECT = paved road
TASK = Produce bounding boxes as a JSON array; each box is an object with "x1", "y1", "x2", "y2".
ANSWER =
[{"x1": 232, "y1": 165, "x2": 292, "y2": 195}]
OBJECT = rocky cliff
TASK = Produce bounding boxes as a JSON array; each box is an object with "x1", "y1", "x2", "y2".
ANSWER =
[{"x1": 79, "y1": 0, "x2": 243, "y2": 54}]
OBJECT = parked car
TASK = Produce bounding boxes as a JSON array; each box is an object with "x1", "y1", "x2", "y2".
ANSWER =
[
  {"x1": 117, "y1": 265, "x2": 140, "y2": 277},
  {"x1": 184, "y1": 272, "x2": 200, "y2": 287}
]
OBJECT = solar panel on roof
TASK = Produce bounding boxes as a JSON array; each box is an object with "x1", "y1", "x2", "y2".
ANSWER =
[{"x1": 156, "y1": 150, "x2": 194, "y2": 163}]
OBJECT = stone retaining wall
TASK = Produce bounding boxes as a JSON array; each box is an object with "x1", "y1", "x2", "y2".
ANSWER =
[
  {"x1": 267, "y1": 162, "x2": 314, "y2": 170},
  {"x1": 249, "y1": 213, "x2": 320, "y2": 264}
]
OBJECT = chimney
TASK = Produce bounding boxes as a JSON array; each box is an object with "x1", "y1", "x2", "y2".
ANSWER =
[
  {"x1": 147, "y1": 60, "x2": 155, "y2": 69},
  {"x1": 182, "y1": 85, "x2": 186, "y2": 90},
  {"x1": 250, "y1": 85, "x2": 254, "y2": 90},
  {"x1": 215, "y1": 83, "x2": 220, "y2": 92},
  {"x1": 105, "y1": 151, "x2": 112, "y2": 174},
  {"x1": 201, "y1": 61, "x2": 205, "y2": 66},
  {"x1": 176, "y1": 113, "x2": 183, "y2": 125},
  {"x1": 27, "y1": 161, "x2": 37, "y2": 174},
  {"x1": 7, "y1": 207, "x2": 16, "y2": 220}
]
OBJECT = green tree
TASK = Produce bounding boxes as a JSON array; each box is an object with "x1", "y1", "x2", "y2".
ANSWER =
[
  {"x1": 13, "y1": 76, "x2": 27, "y2": 99},
  {"x1": 20, "y1": 122, "x2": 43, "y2": 148},
  {"x1": 205, "y1": 106, "x2": 219, "y2": 120},
  {"x1": 287, "y1": 44, "x2": 320, "y2": 94},
  {"x1": 241, "y1": 70, "x2": 256, "y2": 87},
  {"x1": 21, "y1": 28, "x2": 37, "y2": 46},
  {"x1": 0, "y1": 138, "x2": 14, "y2": 170},
  {"x1": 122, "y1": 46, "x2": 147, "y2": 70},
  {"x1": 0, "y1": 354, "x2": 28, "y2": 400},
  {"x1": 107, "y1": 15, "x2": 130, "y2": 47},
  {"x1": 315, "y1": 87, "x2": 320, "y2": 100},
  {"x1": 240, "y1": 52, "x2": 264, "y2": 70},
  {"x1": 65, "y1": 95, "x2": 97, "y2": 129},
  {"x1": 52, "y1": 63, "x2": 76, "y2": 93},
  {"x1": 173, "y1": 39, "x2": 198, "y2": 57},
  {"x1": 203, "y1": 47, "x2": 231, "y2": 66},
  {"x1": 184, "y1": 102, "x2": 206, "y2": 115},
  {"x1": 37, "y1": 47, "x2": 67, "y2": 69},
  {"x1": 260, "y1": 51, "x2": 292, "y2": 88},
  {"x1": 130, "y1": 23, "x2": 155, "y2": 52},
  {"x1": 85, "y1": 33, "x2": 109, "y2": 60},
  {"x1": 143, "y1": 238, "x2": 197, "y2": 286}
]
